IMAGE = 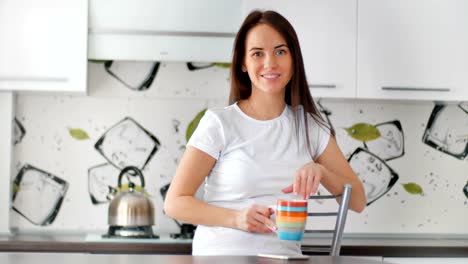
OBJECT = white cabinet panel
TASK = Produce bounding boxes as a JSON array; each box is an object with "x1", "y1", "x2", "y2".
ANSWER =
[
  {"x1": 242, "y1": 0, "x2": 357, "y2": 98},
  {"x1": 90, "y1": 0, "x2": 240, "y2": 33},
  {"x1": 0, "y1": 92, "x2": 13, "y2": 234},
  {"x1": 358, "y1": 0, "x2": 468, "y2": 101},
  {"x1": 0, "y1": 0, "x2": 88, "y2": 93},
  {"x1": 88, "y1": 0, "x2": 242, "y2": 62}
]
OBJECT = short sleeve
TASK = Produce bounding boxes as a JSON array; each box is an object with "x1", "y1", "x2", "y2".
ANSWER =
[
  {"x1": 308, "y1": 115, "x2": 331, "y2": 161},
  {"x1": 187, "y1": 110, "x2": 225, "y2": 160}
]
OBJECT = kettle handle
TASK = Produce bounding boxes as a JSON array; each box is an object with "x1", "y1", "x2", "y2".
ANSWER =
[{"x1": 118, "y1": 166, "x2": 145, "y2": 188}]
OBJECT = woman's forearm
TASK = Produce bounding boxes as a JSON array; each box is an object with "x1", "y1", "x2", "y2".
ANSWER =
[
  {"x1": 164, "y1": 195, "x2": 239, "y2": 229},
  {"x1": 320, "y1": 165, "x2": 367, "y2": 213}
]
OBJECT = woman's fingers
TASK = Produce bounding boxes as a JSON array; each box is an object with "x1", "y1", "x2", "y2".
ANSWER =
[
  {"x1": 299, "y1": 172, "x2": 308, "y2": 199},
  {"x1": 305, "y1": 171, "x2": 314, "y2": 198},
  {"x1": 241, "y1": 205, "x2": 276, "y2": 233},
  {"x1": 281, "y1": 184, "x2": 293, "y2": 194},
  {"x1": 293, "y1": 172, "x2": 301, "y2": 195},
  {"x1": 311, "y1": 172, "x2": 321, "y2": 195},
  {"x1": 255, "y1": 205, "x2": 276, "y2": 231},
  {"x1": 292, "y1": 162, "x2": 323, "y2": 199}
]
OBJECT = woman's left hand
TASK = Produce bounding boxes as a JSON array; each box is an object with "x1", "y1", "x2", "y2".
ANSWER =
[{"x1": 282, "y1": 161, "x2": 324, "y2": 199}]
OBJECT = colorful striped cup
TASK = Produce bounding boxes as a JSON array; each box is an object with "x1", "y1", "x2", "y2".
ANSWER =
[{"x1": 275, "y1": 200, "x2": 308, "y2": 241}]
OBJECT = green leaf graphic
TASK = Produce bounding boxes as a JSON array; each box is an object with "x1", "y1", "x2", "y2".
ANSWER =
[
  {"x1": 69, "y1": 128, "x2": 90, "y2": 140},
  {"x1": 13, "y1": 183, "x2": 19, "y2": 194},
  {"x1": 213, "y1": 62, "x2": 231, "y2": 68},
  {"x1": 344, "y1": 123, "x2": 381, "y2": 142},
  {"x1": 186, "y1": 108, "x2": 207, "y2": 142},
  {"x1": 402, "y1": 182, "x2": 423, "y2": 195}
]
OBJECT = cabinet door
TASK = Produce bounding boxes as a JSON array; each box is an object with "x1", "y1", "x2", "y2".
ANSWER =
[
  {"x1": 0, "y1": 0, "x2": 87, "y2": 93},
  {"x1": 89, "y1": 0, "x2": 241, "y2": 62},
  {"x1": 242, "y1": 0, "x2": 357, "y2": 98},
  {"x1": 358, "y1": 0, "x2": 468, "y2": 101},
  {"x1": 0, "y1": 92, "x2": 13, "y2": 234}
]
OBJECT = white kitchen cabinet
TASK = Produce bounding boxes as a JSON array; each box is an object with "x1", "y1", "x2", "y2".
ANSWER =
[
  {"x1": 383, "y1": 257, "x2": 468, "y2": 264},
  {"x1": 242, "y1": 0, "x2": 357, "y2": 98},
  {"x1": 0, "y1": 92, "x2": 14, "y2": 234},
  {"x1": 0, "y1": 0, "x2": 88, "y2": 93},
  {"x1": 89, "y1": 0, "x2": 242, "y2": 62},
  {"x1": 357, "y1": 0, "x2": 468, "y2": 101}
]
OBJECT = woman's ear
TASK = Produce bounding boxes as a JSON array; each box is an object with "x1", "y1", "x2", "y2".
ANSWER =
[{"x1": 242, "y1": 65, "x2": 247, "y2": 72}]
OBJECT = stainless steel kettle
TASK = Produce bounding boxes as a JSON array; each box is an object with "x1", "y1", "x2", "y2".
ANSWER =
[{"x1": 107, "y1": 166, "x2": 155, "y2": 237}]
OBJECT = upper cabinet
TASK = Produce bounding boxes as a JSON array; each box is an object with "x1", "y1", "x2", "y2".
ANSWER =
[
  {"x1": 358, "y1": 0, "x2": 468, "y2": 101},
  {"x1": 88, "y1": 0, "x2": 242, "y2": 62},
  {"x1": 242, "y1": 0, "x2": 357, "y2": 99},
  {"x1": 0, "y1": 0, "x2": 88, "y2": 93}
]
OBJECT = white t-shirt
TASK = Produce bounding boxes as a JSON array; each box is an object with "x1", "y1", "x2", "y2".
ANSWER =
[{"x1": 187, "y1": 102, "x2": 330, "y2": 256}]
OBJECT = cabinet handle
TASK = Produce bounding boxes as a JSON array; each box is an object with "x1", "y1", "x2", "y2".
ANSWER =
[
  {"x1": 308, "y1": 84, "x2": 337, "y2": 89},
  {"x1": 381, "y1": 86, "x2": 450, "y2": 92},
  {"x1": 90, "y1": 28, "x2": 236, "y2": 38},
  {"x1": 0, "y1": 77, "x2": 68, "y2": 82}
]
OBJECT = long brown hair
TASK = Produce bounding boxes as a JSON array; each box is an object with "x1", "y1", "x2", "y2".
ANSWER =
[{"x1": 229, "y1": 10, "x2": 334, "y2": 158}]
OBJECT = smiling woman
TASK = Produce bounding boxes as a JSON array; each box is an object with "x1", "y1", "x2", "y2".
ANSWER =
[
  {"x1": 241, "y1": 24, "x2": 293, "y2": 110},
  {"x1": 163, "y1": 10, "x2": 366, "y2": 256}
]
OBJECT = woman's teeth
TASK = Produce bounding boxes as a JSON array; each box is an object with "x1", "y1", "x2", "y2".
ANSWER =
[{"x1": 262, "y1": 74, "x2": 280, "y2": 79}]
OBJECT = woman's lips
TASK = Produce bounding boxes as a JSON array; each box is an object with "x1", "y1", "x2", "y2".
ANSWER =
[{"x1": 261, "y1": 74, "x2": 280, "y2": 79}]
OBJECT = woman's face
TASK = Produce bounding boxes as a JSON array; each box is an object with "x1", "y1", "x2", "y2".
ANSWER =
[{"x1": 242, "y1": 24, "x2": 293, "y2": 97}]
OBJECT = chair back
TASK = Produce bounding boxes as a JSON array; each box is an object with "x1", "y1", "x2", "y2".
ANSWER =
[{"x1": 301, "y1": 184, "x2": 352, "y2": 256}]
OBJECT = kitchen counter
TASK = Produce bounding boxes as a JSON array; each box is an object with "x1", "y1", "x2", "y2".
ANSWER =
[
  {"x1": 0, "y1": 252, "x2": 383, "y2": 264},
  {"x1": 0, "y1": 234, "x2": 191, "y2": 254},
  {"x1": 0, "y1": 233, "x2": 467, "y2": 257}
]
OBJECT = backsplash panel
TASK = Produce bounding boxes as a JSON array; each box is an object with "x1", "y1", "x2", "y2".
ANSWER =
[{"x1": 10, "y1": 62, "x2": 468, "y2": 236}]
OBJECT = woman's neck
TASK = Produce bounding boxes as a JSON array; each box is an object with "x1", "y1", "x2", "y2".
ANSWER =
[{"x1": 242, "y1": 93, "x2": 286, "y2": 120}]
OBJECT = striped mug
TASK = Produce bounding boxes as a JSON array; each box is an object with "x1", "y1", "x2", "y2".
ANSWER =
[{"x1": 274, "y1": 200, "x2": 308, "y2": 241}]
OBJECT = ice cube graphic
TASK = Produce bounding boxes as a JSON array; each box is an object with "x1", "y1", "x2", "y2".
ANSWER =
[
  {"x1": 364, "y1": 120, "x2": 405, "y2": 161},
  {"x1": 335, "y1": 128, "x2": 365, "y2": 158},
  {"x1": 348, "y1": 148, "x2": 399, "y2": 206},
  {"x1": 186, "y1": 62, "x2": 215, "y2": 71},
  {"x1": 316, "y1": 100, "x2": 335, "y2": 132},
  {"x1": 13, "y1": 118, "x2": 26, "y2": 145},
  {"x1": 463, "y1": 181, "x2": 468, "y2": 199},
  {"x1": 316, "y1": 101, "x2": 363, "y2": 158},
  {"x1": 95, "y1": 117, "x2": 160, "y2": 170},
  {"x1": 12, "y1": 164, "x2": 68, "y2": 226},
  {"x1": 459, "y1": 102, "x2": 468, "y2": 114},
  {"x1": 104, "y1": 61, "x2": 160, "y2": 91},
  {"x1": 422, "y1": 104, "x2": 468, "y2": 160},
  {"x1": 88, "y1": 163, "x2": 121, "y2": 204}
]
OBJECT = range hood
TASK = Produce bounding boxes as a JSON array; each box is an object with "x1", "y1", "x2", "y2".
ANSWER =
[{"x1": 88, "y1": 0, "x2": 242, "y2": 63}]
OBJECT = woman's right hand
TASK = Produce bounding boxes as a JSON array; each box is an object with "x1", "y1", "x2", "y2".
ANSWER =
[{"x1": 235, "y1": 204, "x2": 276, "y2": 233}]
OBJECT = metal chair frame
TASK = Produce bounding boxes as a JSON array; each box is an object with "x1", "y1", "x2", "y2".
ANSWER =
[{"x1": 301, "y1": 184, "x2": 352, "y2": 256}]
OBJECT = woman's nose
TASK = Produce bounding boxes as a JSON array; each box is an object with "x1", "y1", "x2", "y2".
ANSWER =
[{"x1": 264, "y1": 54, "x2": 278, "y2": 68}]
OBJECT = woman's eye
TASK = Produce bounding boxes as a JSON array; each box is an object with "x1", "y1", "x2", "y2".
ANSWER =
[
  {"x1": 253, "y1": 52, "x2": 263, "y2": 57},
  {"x1": 276, "y1": 49, "x2": 286, "y2": 55}
]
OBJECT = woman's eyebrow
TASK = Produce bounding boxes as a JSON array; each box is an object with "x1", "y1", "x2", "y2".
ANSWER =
[
  {"x1": 275, "y1": 44, "x2": 288, "y2": 49},
  {"x1": 248, "y1": 44, "x2": 288, "y2": 52},
  {"x1": 248, "y1": 47, "x2": 264, "y2": 52}
]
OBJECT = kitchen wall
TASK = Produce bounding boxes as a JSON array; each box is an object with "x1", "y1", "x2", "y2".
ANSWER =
[{"x1": 8, "y1": 61, "x2": 468, "y2": 236}]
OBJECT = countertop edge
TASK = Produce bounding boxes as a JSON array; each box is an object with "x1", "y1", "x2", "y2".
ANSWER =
[{"x1": 1, "y1": 240, "x2": 468, "y2": 257}]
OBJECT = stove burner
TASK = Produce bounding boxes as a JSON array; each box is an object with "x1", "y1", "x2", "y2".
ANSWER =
[{"x1": 105, "y1": 226, "x2": 159, "y2": 239}]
